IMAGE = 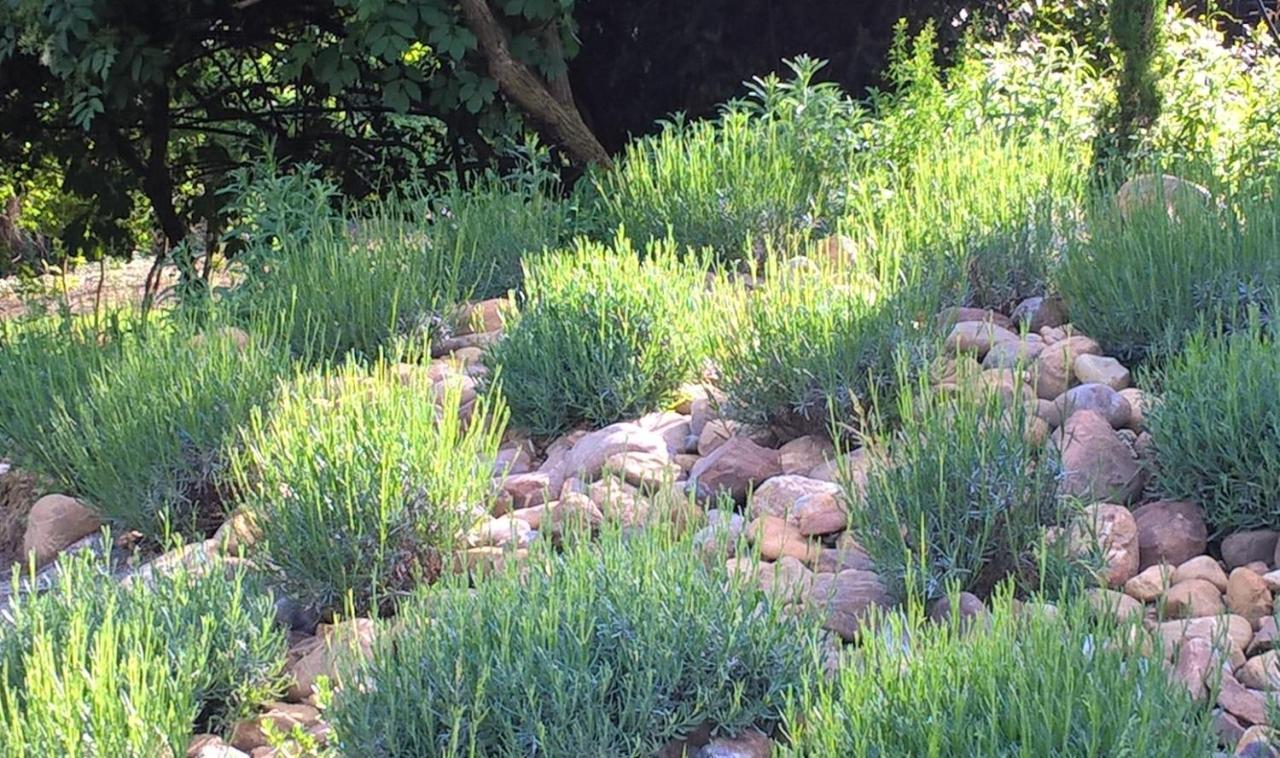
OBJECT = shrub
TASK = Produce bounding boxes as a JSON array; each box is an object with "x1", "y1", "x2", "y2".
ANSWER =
[
  {"x1": 1056, "y1": 180, "x2": 1280, "y2": 364},
  {"x1": 0, "y1": 313, "x2": 287, "y2": 541},
  {"x1": 1145, "y1": 317, "x2": 1280, "y2": 536},
  {"x1": 708, "y1": 254, "x2": 927, "y2": 441},
  {"x1": 781, "y1": 590, "x2": 1216, "y2": 755},
  {"x1": 848, "y1": 365, "x2": 1066, "y2": 601},
  {"x1": 233, "y1": 362, "x2": 507, "y2": 615},
  {"x1": 328, "y1": 525, "x2": 817, "y2": 756},
  {"x1": 0, "y1": 549, "x2": 286, "y2": 754},
  {"x1": 584, "y1": 57, "x2": 860, "y2": 264},
  {"x1": 485, "y1": 234, "x2": 707, "y2": 437}
]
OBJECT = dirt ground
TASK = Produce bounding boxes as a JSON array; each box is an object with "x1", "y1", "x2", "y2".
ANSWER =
[{"x1": 0, "y1": 257, "x2": 199, "y2": 321}]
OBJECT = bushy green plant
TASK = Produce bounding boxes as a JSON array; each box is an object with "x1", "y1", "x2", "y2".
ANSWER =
[
  {"x1": 0, "y1": 549, "x2": 287, "y2": 755},
  {"x1": 584, "y1": 57, "x2": 861, "y2": 264},
  {"x1": 708, "y1": 253, "x2": 927, "y2": 441},
  {"x1": 1056, "y1": 180, "x2": 1280, "y2": 364},
  {"x1": 485, "y1": 234, "x2": 707, "y2": 437},
  {"x1": 1145, "y1": 316, "x2": 1280, "y2": 536},
  {"x1": 848, "y1": 364, "x2": 1066, "y2": 601},
  {"x1": 0, "y1": 312, "x2": 287, "y2": 540},
  {"x1": 781, "y1": 590, "x2": 1215, "y2": 756},
  {"x1": 234, "y1": 362, "x2": 507, "y2": 615},
  {"x1": 328, "y1": 525, "x2": 818, "y2": 756}
]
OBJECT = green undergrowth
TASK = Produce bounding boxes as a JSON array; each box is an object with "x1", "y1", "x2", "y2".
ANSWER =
[
  {"x1": 485, "y1": 234, "x2": 708, "y2": 437},
  {"x1": 781, "y1": 589, "x2": 1216, "y2": 756},
  {"x1": 0, "y1": 549, "x2": 286, "y2": 756},
  {"x1": 0, "y1": 312, "x2": 287, "y2": 541},
  {"x1": 328, "y1": 524, "x2": 818, "y2": 756},
  {"x1": 233, "y1": 360, "x2": 507, "y2": 616}
]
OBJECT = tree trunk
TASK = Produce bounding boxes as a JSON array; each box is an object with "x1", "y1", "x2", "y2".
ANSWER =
[{"x1": 458, "y1": 0, "x2": 611, "y2": 167}]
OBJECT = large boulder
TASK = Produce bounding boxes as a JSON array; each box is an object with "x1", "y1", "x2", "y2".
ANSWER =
[
  {"x1": 1068, "y1": 503, "x2": 1139, "y2": 587},
  {"x1": 285, "y1": 618, "x2": 376, "y2": 701},
  {"x1": 1053, "y1": 383, "x2": 1132, "y2": 430},
  {"x1": 563, "y1": 422, "x2": 670, "y2": 481},
  {"x1": 688, "y1": 437, "x2": 781, "y2": 503},
  {"x1": 1115, "y1": 174, "x2": 1213, "y2": 223},
  {"x1": 748, "y1": 475, "x2": 847, "y2": 535},
  {"x1": 807, "y1": 569, "x2": 892, "y2": 641},
  {"x1": 1034, "y1": 335, "x2": 1102, "y2": 400},
  {"x1": 1054, "y1": 411, "x2": 1144, "y2": 503},
  {"x1": 21, "y1": 494, "x2": 102, "y2": 567},
  {"x1": 1132, "y1": 501, "x2": 1208, "y2": 570}
]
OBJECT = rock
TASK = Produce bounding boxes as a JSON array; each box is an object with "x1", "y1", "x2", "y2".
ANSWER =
[
  {"x1": 187, "y1": 735, "x2": 250, "y2": 758},
  {"x1": 1086, "y1": 588, "x2": 1144, "y2": 622},
  {"x1": 981, "y1": 336, "x2": 1044, "y2": 369},
  {"x1": 1124, "y1": 563, "x2": 1174, "y2": 602},
  {"x1": 928, "y1": 592, "x2": 988, "y2": 626},
  {"x1": 588, "y1": 476, "x2": 654, "y2": 527},
  {"x1": 937, "y1": 307, "x2": 1015, "y2": 330},
  {"x1": 1170, "y1": 636, "x2": 1216, "y2": 701},
  {"x1": 1068, "y1": 503, "x2": 1140, "y2": 587},
  {"x1": 1117, "y1": 388, "x2": 1149, "y2": 431},
  {"x1": 696, "y1": 730, "x2": 773, "y2": 758},
  {"x1": 498, "y1": 472, "x2": 555, "y2": 510},
  {"x1": 753, "y1": 555, "x2": 815, "y2": 600},
  {"x1": 1115, "y1": 173, "x2": 1213, "y2": 222},
  {"x1": 945, "y1": 320, "x2": 1020, "y2": 359},
  {"x1": 1173, "y1": 556, "x2": 1230, "y2": 592},
  {"x1": 493, "y1": 440, "x2": 536, "y2": 477},
  {"x1": 1263, "y1": 571, "x2": 1280, "y2": 593},
  {"x1": 1253, "y1": 618, "x2": 1280, "y2": 655},
  {"x1": 1238, "y1": 725, "x2": 1280, "y2": 757},
  {"x1": 1011, "y1": 295, "x2": 1068, "y2": 332},
  {"x1": 230, "y1": 703, "x2": 321, "y2": 752},
  {"x1": 602, "y1": 450, "x2": 683, "y2": 489},
  {"x1": 1216, "y1": 710, "x2": 1250, "y2": 748},
  {"x1": 1218, "y1": 670, "x2": 1271, "y2": 725},
  {"x1": 1162, "y1": 578, "x2": 1225, "y2": 619},
  {"x1": 1158, "y1": 615, "x2": 1253, "y2": 658},
  {"x1": 1133, "y1": 501, "x2": 1208, "y2": 570},
  {"x1": 1072, "y1": 354, "x2": 1131, "y2": 390},
  {"x1": 807, "y1": 569, "x2": 892, "y2": 641},
  {"x1": 467, "y1": 515, "x2": 534, "y2": 548},
  {"x1": 1248, "y1": 561, "x2": 1272, "y2": 575},
  {"x1": 1034, "y1": 335, "x2": 1102, "y2": 400},
  {"x1": 452, "y1": 298, "x2": 508, "y2": 335},
  {"x1": 1035, "y1": 398, "x2": 1063, "y2": 429},
  {"x1": 564, "y1": 422, "x2": 669, "y2": 481},
  {"x1": 749, "y1": 475, "x2": 847, "y2": 536},
  {"x1": 814, "y1": 544, "x2": 875, "y2": 573},
  {"x1": 455, "y1": 546, "x2": 529, "y2": 576},
  {"x1": 1054, "y1": 384, "x2": 1132, "y2": 429},
  {"x1": 1239, "y1": 651, "x2": 1280, "y2": 690},
  {"x1": 285, "y1": 619, "x2": 375, "y2": 701},
  {"x1": 1055, "y1": 411, "x2": 1144, "y2": 503},
  {"x1": 778, "y1": 435, "x2": 835, "y2": 475},
  {"x1": 809, "y1": 448, "x2": 871, "y2": 490},
  {"x1": 688, "y1": 437, "x2": 782, "y2": 503},
  {"x1": 747, "y1": 515, "x2": 819, "y2": 563},
  {"x1": 693, "y1": 510, "x2": 746, "y2": 558},
  {"x1": 637, "y1": 410, "x2": 694, "y2": 455},
  {"x1": 122, "y1": 539, "x2": 222, "y2": 589},
  {"x1": 212, "y1": 509, "x2": 261, "y2": 556},
  {"x1": 20, "y1": 494, "x2": 102, "y2": 567},
  {"x1": 1227, "y1": 568, "x2": 1274, "y2": 625},
  {"x1": 1225, "y1": 532, "x2": 1280, "y2": 570}
]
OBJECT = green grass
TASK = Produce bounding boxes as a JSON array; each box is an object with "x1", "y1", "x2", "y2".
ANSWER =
[
  {"x1": 1055, "y1": 176, "x2": 1280, "y2": 364},
  {"x1": 848, "y1": 360, "x2": 1068, "y2": 601},
  {"x1": 0, "y1": 548, "x2": 287, "y2": 756},
  {"x1": 0, "y1": 312, "x2": 288, "y2": 541},
  {"x1": 327, "y1": 525, "x2": 818, "y2": 756},
  {"x1": 1145, "y1": 314, "x2": 1280, "y2": 536},
  {"x1": 484, "y1": 234, "x2": 708, "y2": 437},
  {"x1": 781, "y1": 589, "x2": 1216, "y2": 756},
  {"x1": 233, "y1": 360, "x2": 507, "y2": 615}
]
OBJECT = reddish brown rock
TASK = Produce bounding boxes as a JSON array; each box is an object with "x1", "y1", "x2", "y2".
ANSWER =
[
  {"x1": 1011, "y1": 295, "x2": 1067, "y2": 332},
  {"x1": 1173, "y1": 556, "x2": 1230, "y2": 592},
  {"x1": 807, "y1": 569, "x2": 892, "y2": 641},
  {"x1": 1170, "y1": 636, "x2": 1216, "y2": 701},
  {"x1": 747, "y1": 515, "x2": 819, "y2": 564},
  {"x1": 1218, "y1": 671, "x2": 1272, "y2": 725},
  {"x1": 945, "y1": 320, "x2": 1020, "y2": 359},
  {"x1": 1224, "y1": 531, "x2": 1280, "y2": 570},
  {"x1": 1053, "y1": 383, "x2": 1132, "y2": 429},
  {"x1": 1227, "y1": 568, "x2": 1274, "y2": 625},
  {"x1": 1086, "y1": 588, "x2": 1144, "y2": 623},
  {"x1": 1162, "y1": 578, "x2": 1225, "y2": 619},
  {"x1": 1068, "y1": 503, "x2": 1140, "y2": 587},
  {"x1": 689, "y1": 437, "x2": 782, "y2": 503},
  {"x1": 1034, "y1": 335, "x2": 1102, "y2": 400},
  {"x1": 21, "y1": 494, "x2": 102, "y2": 567},
  {"x1": 778, "y1": 435, "x2": 835, "y2": 475},
  {"x1": 1055, "y1": 411, "x2": 1144, "y2": 504},
  {"x1": 1133, "y1": 501, "x2": 1208, "y2": 570},
  {"x1": 1238, "y1": 651, "x2": 1280, "y2": 690},
  {"x1": 1123, "y1": 563, "x2": 1174, "y2": 603}
]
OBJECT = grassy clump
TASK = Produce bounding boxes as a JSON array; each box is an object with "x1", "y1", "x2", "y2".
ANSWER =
[
  {"x1": 0, "y1": 313, "x2": 287, "y2": 541},
  {"x1": 0, "y1": 550, "x2": 286, "y2": 755},
  {"x1": 584, "y1": 57, "x2": 858, "y2": 264},
  {"x1": 1055, "y1": 180, "x2": 1280, "y2": 364},
  {"x1": 709, "y1": 254, "x2": 927, "y2": 441},
  {"x1": 328, "y1": 526, "x2": 817, "y2": 756},
  {"x1": 848, "y1": 367, "x2": 1066, "y2": 601},
  {"x1": 782, "y1": 590, "x2": 1215, "y2": 755},
  {"x1": 485, "y1": 234, "x2": 707, "y2": 437},
  {"x1": 1145, "y1": 316, "x2": 1280, "y2": 536},
  {"x1": 233, "y1": 362, "x2": 507, "y2": 615}
]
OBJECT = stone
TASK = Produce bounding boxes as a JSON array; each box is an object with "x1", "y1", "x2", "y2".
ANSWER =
[
  {"x1": 1170, "y1": 636, "x2": 1216, "y2": 701},
  {"x1": 467, "y1": 515, "x2": 534, "y2": 548},
  {"x1": 945, "y1": 320, "x2": 1020, "y2": 359},
  {"x1": 814, "y1": 544, "x2": 875, "y2": 573},
  {"x1": 1124, "y1": 562, "x2": 1174, "y2": 602},
  {"x1": 1218, "y1": 670, "x2": 1271, "y2": 725},
  {"x1": 927, "y1": 592, "x2": 988, "y2": 625},
  {"x1": 1072, "y1": 354, "x2": 1131, "y2": 390},
  {"x1": 1264, "y1": 571, "x2": 1280, "y2": 593},
  {"x1": 1248, "y1": 561, "x2": 1272, "y2": 575},
  {"x1": 637, "y1": 410, "x2": 695, "y2": 455},
  {"x1": 1055, "y1": 411, "x2": 1144, "y2": 504},
  {"x1": 693, "y1": 510, "x2": 746, "y2": 559},
  {"x1": 688, "y1": 437, "x2": 782, "y2": 503},
  {"x1": 1011, "y1": 295, "x2": 1068, "y2": 332},
  {"x1": 981, "y1": 336, "x2": 1044, "y2": 369},
  {"x1": 213, "y1": 509, "x2": 261, "y2": 556},
  {"x1": 696, "y1": 730, "x2": 773, "y2": 758},
  {"x1": 452, "y1": 297, "x2": 508, "y2": 335},
  {"x1": 1069, "y1": 503, "x2": 1140, "y2": 587},
  {"x1": 809, "y1": 448, "x2": 871, "y2": 491},
  {"x1": 1054, "y1": 383, "x2": 1132, "y2": 429},
  {"x1": 1225, "y1": 532, "x2": 1280, "y2": 570},
  {"x1": 1115, "y1": 173, "x2": 1213, "y2": 222},
  {"x1": 1239, "y1": 651, "x2": 1280, "y2": 690},
  {"x1": 753, "y1": 555, "x2": 815, "y2": 600},
  {"x1": 747, "y1": 515, "x2": 819, "y2": 563},
  {"x1": 1034, "y1": 335, "x2": 1102, "y2": 400},
  {"x1": 778, "y1": 435, "x2": 835, "y2": 475},
  {"x1": 1173, "y1": 556, "x2": 1230, "y2": 592},
  {"x1": 187, "y1": 735, "x2": 250, "y2": 758},
  {"x1": 588, "y1": 476, "x2": 654, "y2": 527},
  {"x1": 1238, "y1": 725, "x2": 1280, "y2": 757},
  {"x1": 455, "y1": 546, "x2": 529, "y2": 576},
  {"x1": 602, "y1": 450, "x2": 683, "y2": 489},
  {"x1": 1253, "y1": 618, "x2": 1280, "y2": 655},
  {"x1": 1086, "y1": 588, "x2": 1144, "y2": 623},
  {"x1": 1158, "y1": 615, "x2": 1253, "y2": 658},
  {"x1": 807, "y1": 569, "x2": 892, "y2": 641},
  {"x1": 21, "y1": 494, "x2": 102, "y2": 567},
  {"x1": 1162, "y1": 578, "x2": 1225, "y2": 619},
  {"x1": 936, "y1": 307, "x2": 1015, "y2": 330},
  {"x1": 493, "y1": 440, "x2": 536, "y2": 477},
  {"x1": 1117, "y1": 388, "x2": 1149, "y2": 431},
  {"x1": 1227, "y1": 568, "x2": 1274, "y2": 625},
  {"x1": 1035, "y1": 398, "x2": 1063, "y2": 429},
  {"x1": 285, "y1": 619, "x2": 375, "y2": 701},
  {"x1": 1216, "y1": 710, "x2": 1249, "y2": 748},
  {"x1": 564, "y1": 422, "x2": 669, "y2": 481},
  {"x1": 230, "y1": 703, "x2": 321, "y2": 752},
  {"x1": 498, "y1": 472, "x2": 555, "y2": 510},
  {"x1": 1133, "y1": 501, "x2": 1208, "y2": 570},
  {"x1": 749, "y1": 475, "x2": 848, "y2": 536}
]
